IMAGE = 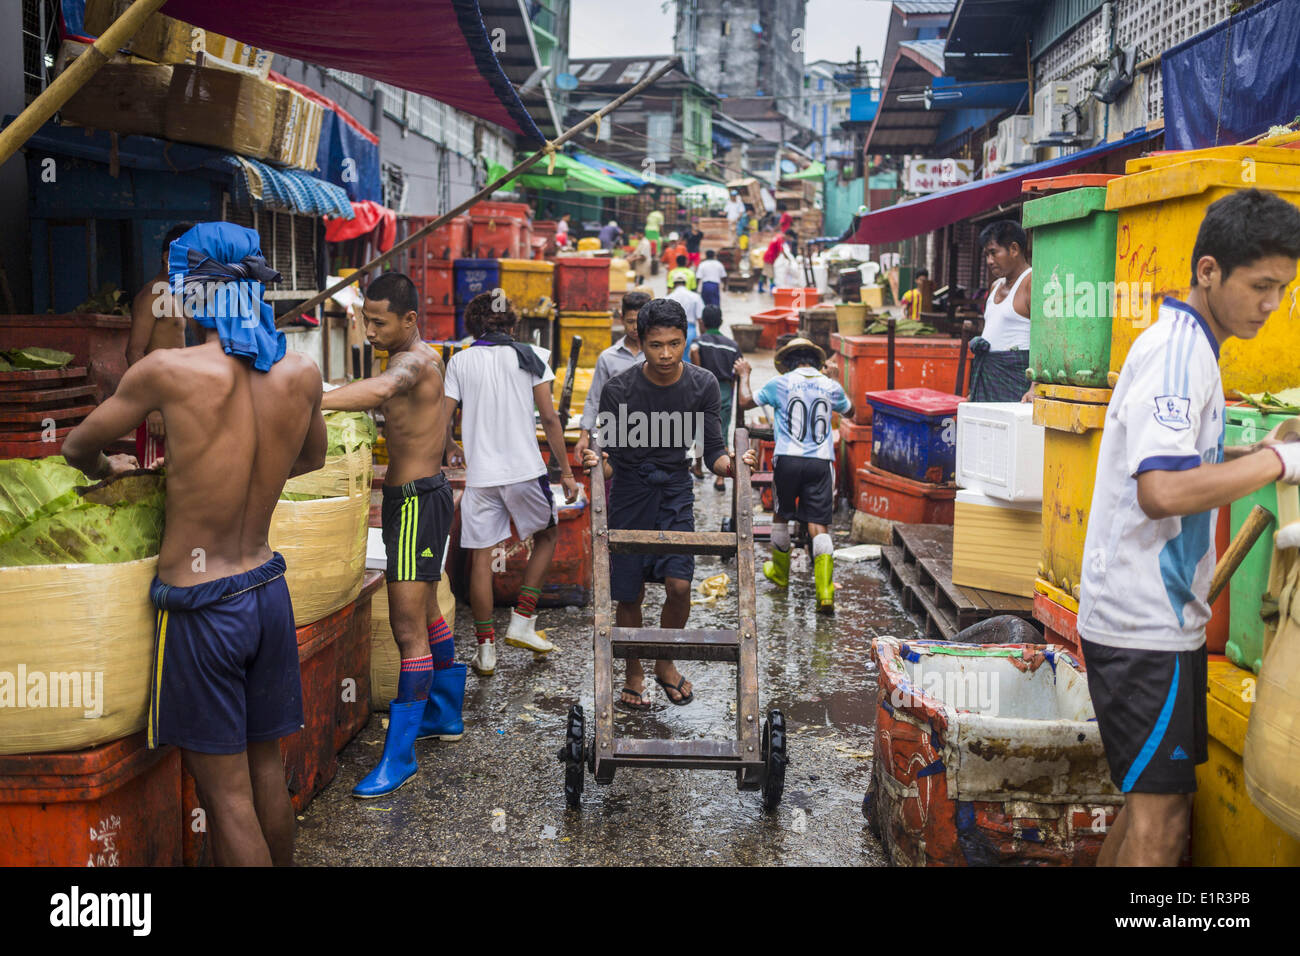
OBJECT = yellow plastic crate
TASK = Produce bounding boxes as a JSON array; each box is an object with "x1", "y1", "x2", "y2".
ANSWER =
[
  {"x1": 1106, "y1": 148, "x2": 1300, "y2": 395},
  {"x1": 609, "y1": 257, "x2": 630, "y2": 293},
  {"x1": 576, "y1": 237, "x2": 601, "y2": 252},
  {"x1": 1192, "y1": 660, "x2": 1300, "y2": 866},
  {"x1": 551, "y1": 365, "x2": 595, "y2": 417},
  {"x1": 1033, "y1": 387, "x2": 1110, "y2": 602},
  {"x1": 498, "y1": 258, "x2": 554, "y2": 317},
  {"x1": 556, "y1": 311, "x2": 613, "y2": 369}
]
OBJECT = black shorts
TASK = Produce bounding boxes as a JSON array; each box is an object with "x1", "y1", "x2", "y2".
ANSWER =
[
  {"x1": 381, "y1": 473, "x2": 453, "y2": 582},
  {"x1": 773, "y1": 455, "x2": 835, "y2": 526},
  {"x1": 1081, "y1": 638, "x2": 1208, "y2": 794}
]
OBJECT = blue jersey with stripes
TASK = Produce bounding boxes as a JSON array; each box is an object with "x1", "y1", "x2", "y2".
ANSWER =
[
  {"x1": 1077, "y1": 298, "x2": 1225, "y2": 652},
  {"x1": 754, "y1": 367, "x2": 851, "y2": 460}
]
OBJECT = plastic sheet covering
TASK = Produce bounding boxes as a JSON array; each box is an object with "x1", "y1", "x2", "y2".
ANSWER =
[
  {"x1": 268, "y1": 491, "x2": 368, "y2": 628},
  {"x1": 1244, "y1": 532, "x2": 1300, "y2": 840},
  {"x1": 369, "y1": 576, "x2": 457, "y2": 710},
  {"x1": 0, "y1": 556, "x2": 157, "y2": 755},
  {"x1": 281, "y1": 444, "x2": 373, "y2": 501},
  {"x1": 1162, "y1": 0, "x2": 1300, "y2": 150}
]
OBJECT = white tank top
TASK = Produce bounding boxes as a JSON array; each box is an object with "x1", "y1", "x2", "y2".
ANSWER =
[{"x1": 982, "y1": 268, "x2": 1032, "y2": 351}]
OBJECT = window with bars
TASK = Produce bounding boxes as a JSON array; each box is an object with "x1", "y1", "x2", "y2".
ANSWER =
[
  {"x1": 22, "y1": 0, "x2": 60, "y2": 104},
  {"x1": 324, "y1": 69, "x2": 370, "y2": 96},
  {"x1": 381, "y1": 162, "x2": 408, "y2": 213},
  {"x1": 376, "y1": 82, "x2": 407, "y2": 123},
  {"x1": 220, "y1": 197, "x2": 320, "y2": 295}
]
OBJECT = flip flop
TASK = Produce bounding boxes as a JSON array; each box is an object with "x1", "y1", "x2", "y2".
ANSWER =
[
  {"x1": 616, "y1": 687, "x2": 652, "y2": 712},
  {"x1": 655, "y1": 674, "x2": 694, "y2": 706}
]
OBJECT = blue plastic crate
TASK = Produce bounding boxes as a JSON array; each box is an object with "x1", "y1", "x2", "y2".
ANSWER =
[
  {"x1": 866, "y1": 388, "x2": 965, "y2": 485},
  {"x1": 453, "y1": 258, "x2": 500, "y2": 337}
]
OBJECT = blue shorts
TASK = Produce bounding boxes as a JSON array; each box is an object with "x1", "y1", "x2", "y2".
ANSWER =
[
  {"x1": 609, "y1": 467, "x2": 695, "y2": 603},
  {"x1": 147, "y1": 553, "x2": 303, "y2": 755}
]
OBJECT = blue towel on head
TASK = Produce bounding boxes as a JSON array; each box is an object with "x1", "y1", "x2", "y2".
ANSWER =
[{"x1": 168, "y1": 222, "x2": 287, "y2": 372}]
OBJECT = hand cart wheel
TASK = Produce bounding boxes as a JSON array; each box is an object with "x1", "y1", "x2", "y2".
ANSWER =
[
  {"x1": 761, "y1": 710, "x2": 787, "y2": 812},
  {"x1": 558, "y1": 704, "x2": 585, "y2": 809}
]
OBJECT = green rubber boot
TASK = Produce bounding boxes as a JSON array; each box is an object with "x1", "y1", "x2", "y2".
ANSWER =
[
  {"x1": 814, "y1": 552, "x2": 835, "y2": 613},
  {"x1": 763, "y1": 547, "x2": 790, "y2": 588}
]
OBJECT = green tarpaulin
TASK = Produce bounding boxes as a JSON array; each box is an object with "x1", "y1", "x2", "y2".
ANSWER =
[
  {"x1": 494, "y1": 154, "x2": 637, "y2": 196},
  {"x1": 786, "y1": 161, "x2": 826, "y2": 181}
]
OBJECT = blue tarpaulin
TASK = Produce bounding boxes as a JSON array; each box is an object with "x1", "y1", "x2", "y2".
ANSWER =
[
  {"x1": 315, "y1": 107, "x2": 382, "y2": 204},
  {"x1": 1162, "y1": 0, "x2": 1300, "y2": 149}
]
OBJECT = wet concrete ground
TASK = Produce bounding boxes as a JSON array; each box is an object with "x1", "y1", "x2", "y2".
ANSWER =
[{"x1": 296, "y1": 275, "x2": 925, "y2": 865}]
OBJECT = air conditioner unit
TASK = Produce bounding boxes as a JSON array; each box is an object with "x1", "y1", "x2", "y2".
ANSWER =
[{"x1": 1031, "y1": 80, "x2": 1085, "y2": 143}]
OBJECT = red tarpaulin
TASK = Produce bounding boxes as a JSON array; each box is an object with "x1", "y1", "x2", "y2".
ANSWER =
[
  {"x1": 325, "y1": 200, "x2": 397, "y2": 250},
  {"x1": 159, "y1": 0, "x2": 544, "y2": 142},
  {"x1": 851, "y1": 128, "x2": 1161, "y2": 246}
]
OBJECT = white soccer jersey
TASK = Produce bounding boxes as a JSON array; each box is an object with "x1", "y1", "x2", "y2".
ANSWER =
[{"x1": 1076, "y1": 298, "x2": 1226, "y2": 652}]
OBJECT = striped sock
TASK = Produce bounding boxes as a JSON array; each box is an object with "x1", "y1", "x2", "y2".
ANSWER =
[
  {"x1": 516, "y1": 586, "x2": 542, "y2": 619},
  {"x1": 396, "y1": 654, "x2": 433, "y2": 702},
  {"x1": 475, "y1": 619, "x2": 495, "y2": 646},
  {"x1": 427, "y1": 617, "x2": 454, "y2": 670}
]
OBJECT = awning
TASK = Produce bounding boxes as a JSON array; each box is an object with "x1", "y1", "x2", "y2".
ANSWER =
[
  {"x1": 850, "y1": 127, "x2": 1161, "y2": 245},
  {"x1": 495, "y1": 153, "x2": 637, "y2": 195},
  {"x1": 119, "y1": 0, "x2": 545, "y2": 142},
  {"x1": 572, "y1": 152, "x2": 683, "y2": 190},
  {"x1": 11, "y1": 119, "x2": 354, "y2": 218}
]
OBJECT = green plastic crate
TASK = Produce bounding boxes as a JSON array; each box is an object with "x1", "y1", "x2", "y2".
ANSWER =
[
  {"x1": 1024, "y1": 187, "x2": 1118, "y2": 388},
  {"x1": 1225, "y1": 406, "x2": 1291, "y2": 673}
]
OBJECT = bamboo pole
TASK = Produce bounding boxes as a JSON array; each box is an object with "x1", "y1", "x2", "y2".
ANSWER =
[
  {"x1": 0, "y1": 0, "x2": 169, "y2": 169},
  {"x1": 281, "y1": 58, "x2": 682, "y2": 320}
]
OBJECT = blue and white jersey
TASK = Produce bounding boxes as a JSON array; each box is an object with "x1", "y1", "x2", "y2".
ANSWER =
[
  {"x1": 1077, "y1": 298, "x2": 1226, "y2": 652},
  {"x1": 754, "y1": 367, "x2": 851, "y2": 460}
]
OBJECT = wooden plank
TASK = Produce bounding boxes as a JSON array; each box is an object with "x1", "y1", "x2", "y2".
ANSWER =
[
  {"x1": 607, "y1": 529, "x2": 737, "y2": 556},
  {"x1": 0, "y1": 384, "x2": 96, "y2": 404},
  {"x1": 907, "y1": 581, "x2": 958, "y2": 639},
  {"x1": 589, "y1": 455, "x2": 615, "y2": 777},
  {"x1": 610, "y1": 626, "x2": 739, "y2": 662},
  {"x1": 0, "y1": 367, "x2": 87, "y2": 388},
  {"x1": 0, "y1": 404, "x2": 94, "y2": 424},
  {"x1": 733, "y1": 427, "x2": 760, "y2": 761}
]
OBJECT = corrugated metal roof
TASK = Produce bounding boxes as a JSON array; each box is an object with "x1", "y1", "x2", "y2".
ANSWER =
[
  {"x1": 899, "y1": 39, "x2": 949, "y2": 71},
  {"x1": 893, "y1": 1, "x2": 956, "y2": 14}
]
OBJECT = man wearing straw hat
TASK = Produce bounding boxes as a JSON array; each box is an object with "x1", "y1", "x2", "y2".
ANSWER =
[{"x1": 735, "y1": 337, "x2": 852, "y2": 613}]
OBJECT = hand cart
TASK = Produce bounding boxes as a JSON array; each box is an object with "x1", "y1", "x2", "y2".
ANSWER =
[{"x1": 558, "y1": 427, "x2": 787, "y2": 811}]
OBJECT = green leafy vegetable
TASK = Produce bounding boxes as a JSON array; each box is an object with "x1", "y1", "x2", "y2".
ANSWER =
[
  {"x1": 0, "y1": 356, "x2": 12, "y2": 372},
  {"x1": 0, "y1": 460, "x2": 165, "y2": 566},
  {"x1": 325, "y1": 411, "x2": 378, "y2": 456},
  {"x1": 3, "y1": 347, "x2": 74, "y2": 370}
]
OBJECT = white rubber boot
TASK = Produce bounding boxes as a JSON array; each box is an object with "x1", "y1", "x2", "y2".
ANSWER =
[
  {"x1": 504, "y1": 609, "x2": 555, "y2": 653},
  {"x1": 470, "y1": 639, "x2": 497, "y2": 676}
]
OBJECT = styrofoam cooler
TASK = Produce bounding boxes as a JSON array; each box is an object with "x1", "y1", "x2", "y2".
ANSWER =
[{"x1": 955, "y1": 401, "x2": 1044, "y2": 502}]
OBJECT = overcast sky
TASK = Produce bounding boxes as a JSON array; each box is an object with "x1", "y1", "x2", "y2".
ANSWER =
[{"x1": 567, "y1": 0, "x2": 890, "y2": 72}]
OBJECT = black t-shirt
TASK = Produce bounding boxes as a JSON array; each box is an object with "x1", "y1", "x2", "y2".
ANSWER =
[
  {"x1": 596, "y1": 362, "x2": 724, "y2": 472},
  {"x1": 693, "y1": 331, "x2": 741, "y2": 385},
  {"x1": 684, "y1": 229, "x2": 703, "y2": 253}
]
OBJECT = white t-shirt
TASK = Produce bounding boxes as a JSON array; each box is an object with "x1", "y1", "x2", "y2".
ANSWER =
[
  {"x1": 725, "y1": 199, "x2": 745, "y2": 223},
  {"x1": 667, "y1": 286, "x2": 704, "y2": 325},
  {"x1": 444, "y1": 343, "x2": 555, "y2": 488},
  {"x1": 1076, "y1": 299, "x2": 1226, "y2": 652},
  {"x1": 696, "y1": 259, "x2": 727, "y2": 284}
]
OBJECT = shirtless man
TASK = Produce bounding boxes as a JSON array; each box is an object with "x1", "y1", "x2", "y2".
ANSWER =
[
  {"x1": 62, "y1": 222, "x2": 325, "y2": 867},
  {"x1": 320, "y1": 272, "x2": 459, "y2": 798},
  {"x1": 125, "y1": 222, "x2": 195, "y2": 468}
]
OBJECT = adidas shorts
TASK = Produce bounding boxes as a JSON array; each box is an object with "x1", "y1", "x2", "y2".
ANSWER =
[
  {"x1": 459, "y1": 474, "x2": 558, "y2": 550},
  {"x1": 1081, "y1": 638, "x2": 1208, "y2": 794},
  {"x1": 381, "y1": 474, "x2": 453, "y2": 582}
]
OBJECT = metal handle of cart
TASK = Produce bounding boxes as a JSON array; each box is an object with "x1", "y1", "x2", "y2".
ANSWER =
[{"x1": 558, "y1": 428, "x2": 787, "y2": 810}]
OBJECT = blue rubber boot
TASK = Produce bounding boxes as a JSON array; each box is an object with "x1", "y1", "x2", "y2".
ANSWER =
[
  {"x1": 352, "y1": 699, "x2": 423, "y2": 798},
  {"x1": 416, "y1": 663, "x2": 466, "y2": 742}
]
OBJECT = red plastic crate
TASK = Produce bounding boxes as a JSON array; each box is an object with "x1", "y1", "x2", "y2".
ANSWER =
[
  {"x1": 840, "y1": 418, "x2": 872, "y2": 500},
  {"x1": 1033, "y1": 591, "x2": 1082, "y2": 656},
  {"x1": 468, "y1": 200, "x2": 531, "y2": 221},
  {"x1": 554, "y1": 257, "x2": 611, "y2": 312},
  {"x1": 0, "y1": 314, "x2": 129, "y2": 402},
  {"x1": 414, "y1": 261, "x2": 454, "y2": 310},
  {"x1": 0, "y1": 733, "x2": 182, "y2": 866},
  {"x1": 402, "y1": 215, "x2": 470, "y2": 263},
  {"x1": 751, "y1": 309, "x2": 794, "y2": 350},
  {"x1": 420, "y1": 308, "x2": 456, "y2": 341},
  {"x1": 773, "y1": 287, "x2": 819, "y2": 311},
  {"x1": 834, "y1": 333, "x2": 971, "y2": 425},
  {"x1": 854, "y1": 462, "x2": 955, "y2": 525},
  {"x1": 471, "y1": 216, "x2": 530, "y2": 259}
]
